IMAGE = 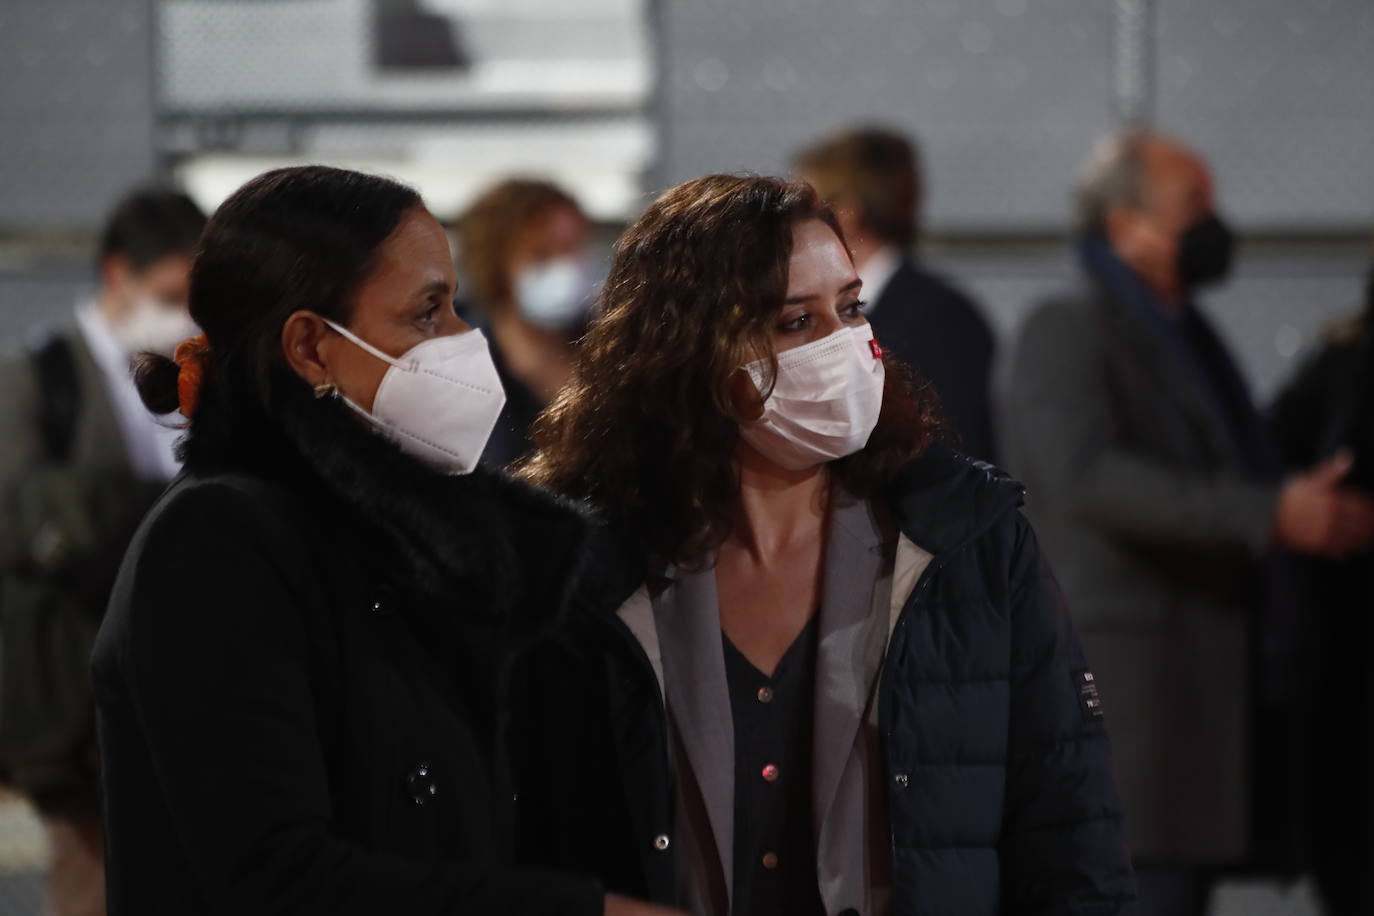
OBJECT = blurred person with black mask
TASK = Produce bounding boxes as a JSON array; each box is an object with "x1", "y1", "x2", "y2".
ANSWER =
[
  {"x1": 455, "y1": 179, "x2": 597, "y2": 468},
  {"x1": 794, "y1": 126, "x2": 998, "y2": 462},
  {"x1": 1271, "y1": 249, "x2": 1374, "y2": 916},
  {"x1": 1005, "y1": 130, "x2": 1374, "y2": 916},
  {"x1": 0, "y1": 186, "x2": 205, "y2": 916}
]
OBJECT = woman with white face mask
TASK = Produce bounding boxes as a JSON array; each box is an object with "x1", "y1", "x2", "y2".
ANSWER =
[
  {"x1": 90, "y1": 165, "x2": 683, "y2": 916},
  {"x1": 455, "y1": 179, "x2": 598, "y2": 468},
  {"x1": 519, "y1": 176, "x2": 1137, "y2": 916}
]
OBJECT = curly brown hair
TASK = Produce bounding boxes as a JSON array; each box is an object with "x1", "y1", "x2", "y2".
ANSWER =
[
  {"x1": 455, "y1": 178, "x2": 582, "y2": 315},
  {"x1": 520, "y1": 174, "x2": 938, "y2": 566}
]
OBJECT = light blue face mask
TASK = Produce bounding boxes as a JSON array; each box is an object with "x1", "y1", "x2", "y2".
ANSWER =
[{"x1": 514, "y1": 255, "x2": 596, "y2": 329}]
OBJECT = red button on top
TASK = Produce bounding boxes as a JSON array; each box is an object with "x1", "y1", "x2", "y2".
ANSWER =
[{"x1": 761, "y1": 764, "x2": 779, "y2": 783}]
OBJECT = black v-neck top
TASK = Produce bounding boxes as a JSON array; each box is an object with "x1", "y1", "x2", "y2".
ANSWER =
[{"x1": 721, "y1": 615, "x2": 826, "y2": 916}]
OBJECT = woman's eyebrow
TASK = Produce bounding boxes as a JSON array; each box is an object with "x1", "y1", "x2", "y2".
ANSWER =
[
  {"x1": 412, "y1": 279, "x2": 451, "y2": 300},
  {"x1": 785, "y1": 276, "x2": 862, "y2": 305}
]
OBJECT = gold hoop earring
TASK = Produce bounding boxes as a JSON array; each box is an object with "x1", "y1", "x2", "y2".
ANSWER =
[{"x1": 313, "y1": 381, "x2": 338, "y2": 399}]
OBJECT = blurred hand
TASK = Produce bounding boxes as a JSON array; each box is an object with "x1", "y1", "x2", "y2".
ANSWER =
[
  {"x1": 604, "y1": 893, "x2": 690, "y2": 916},
  {"x1": 1273, "y1": 451, "x2": 1374, "y2": 558}
]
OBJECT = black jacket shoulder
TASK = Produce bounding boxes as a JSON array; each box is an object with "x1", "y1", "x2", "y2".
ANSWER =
[{"x1": 885, "y1": 442, "x2": 1026, "y2": 555}]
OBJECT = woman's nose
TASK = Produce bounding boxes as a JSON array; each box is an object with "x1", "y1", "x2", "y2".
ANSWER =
[
  {"x1": 444, "y1": 305, "x2": 472, "y2": 335},
  {"x1": 811, "y1": 310, "x2": 844, "y2": 341}
]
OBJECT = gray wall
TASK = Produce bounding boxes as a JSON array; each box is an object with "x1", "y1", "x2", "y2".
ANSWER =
[
  {"x1": 1, "y1": 0, "x2": 1372, "y2": 392},
  {"x1": 652, "y1": 0, "x2": 1114, "y2": 231},
  {"x1": 652, "y1": 0, "x2": 1374, "y2": 233},
  {"x1": 0, "y1": 0, "x2": 157, "y2": 342},
  {"x1": 1157, "y1": 0, "x2": 1374, "y2": 231},
  {"x1": 0, "y1": 0, "x2": 158, "y2": 234},
  {"x1": 650, "y1": 0, "x2": 1374, "y2": 404}
]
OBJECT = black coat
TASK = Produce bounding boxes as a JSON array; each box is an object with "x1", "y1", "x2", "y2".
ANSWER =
[
  {"x1": 867, "y1": 258, "x2": 998, "y2": 463},
  {"x1": 90, "y1": 389, "x2": 604, "y2": 916},
  {"x1": 1270, "y1": 301, "x2": 1374, "y2": 915},
  {"x1": 521, "y1": 446, "x2": 1136, "y2": 916}
]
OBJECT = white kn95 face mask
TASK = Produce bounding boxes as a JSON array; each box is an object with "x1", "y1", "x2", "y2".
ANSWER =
[{"x1": 324, "y1": 320, "x2": 507, "y2": 475}]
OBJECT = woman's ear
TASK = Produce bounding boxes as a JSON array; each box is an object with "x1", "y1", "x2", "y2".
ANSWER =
[
  {"x1": 730, "y1": 366, "x2": 765, "y2": 421},
  {"x1": 281, "y1": 310, "x2": 334, "y2": 387}
]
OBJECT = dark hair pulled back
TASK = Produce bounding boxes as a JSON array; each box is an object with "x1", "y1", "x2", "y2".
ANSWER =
[{"x1": 135, "y1": 166, "x2": 422, "y2": 458}]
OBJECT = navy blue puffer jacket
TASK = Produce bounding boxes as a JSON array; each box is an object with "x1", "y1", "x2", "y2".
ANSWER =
[{"x1": 515, "y1": 446, "x2": 1138, "y2": 915}]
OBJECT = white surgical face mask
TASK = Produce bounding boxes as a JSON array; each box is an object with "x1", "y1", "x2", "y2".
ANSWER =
[
  {"x1": 323, "y1": 320, "x2": 507, "y2": 475},
  {"x1": 111, "y1": 296, "x2": 199, "y2": 357},
  {"x1": 514, "y1": 255, "x2": 595, "y2": 329},
  {"x1": 739, "y1": 324, "x2": 886, "y2": 471}
]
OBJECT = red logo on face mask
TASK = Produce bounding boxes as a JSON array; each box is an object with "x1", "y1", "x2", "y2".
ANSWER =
[{"x1": 869, "y1": 339, "x2": 883, "y2": 360}]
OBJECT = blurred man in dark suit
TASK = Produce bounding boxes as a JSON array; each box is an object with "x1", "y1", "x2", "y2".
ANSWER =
[
  {"x1": 1006, "y1": 129, "x2": 1374, "y2": 916},
  {"x1": 795, "y1": 126, "x2": 998, "y2": 462}
]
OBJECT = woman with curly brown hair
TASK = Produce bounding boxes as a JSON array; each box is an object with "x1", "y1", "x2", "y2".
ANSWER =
[{"x1": 518, "y1": 175, "x2": 1136, "y2": 916}]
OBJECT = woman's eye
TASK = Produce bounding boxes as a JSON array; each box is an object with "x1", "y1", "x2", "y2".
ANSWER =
[
  {"x1": 417, "y1": 303, "x2": 441, "y2": 327},
  {"x1": 843, "y1": 300, "x2": 867, "y2": 318},
  {"x1": 779, "y1": 313, "x2": 811, "y2": 332}
]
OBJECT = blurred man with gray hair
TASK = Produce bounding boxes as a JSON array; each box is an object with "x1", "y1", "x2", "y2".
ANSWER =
[{"x1": 1005, "y1": 129, "x2": 1374, "y2": 916}]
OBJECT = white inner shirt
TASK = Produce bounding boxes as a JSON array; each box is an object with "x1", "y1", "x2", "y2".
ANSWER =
[
  {"x1": 856, "y1": 244, "x2": 902, "y2": 316},
  {"x1": 75, "y1": 301, "x2": 184, "y2": 482}
]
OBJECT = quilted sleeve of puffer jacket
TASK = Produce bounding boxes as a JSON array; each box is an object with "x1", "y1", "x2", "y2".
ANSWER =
[{"x1": 998, "y1": 511, "x2": 1138, "y2": 915}]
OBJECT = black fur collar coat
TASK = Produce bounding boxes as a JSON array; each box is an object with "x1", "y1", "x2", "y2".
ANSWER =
[{"x1": 91, "y1": 385, "x2": 604, "y2": 916}]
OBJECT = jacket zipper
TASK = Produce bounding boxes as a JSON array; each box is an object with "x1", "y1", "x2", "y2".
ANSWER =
[{"x1": 879, "y1": 550, "x2": 947, "y2": 874}]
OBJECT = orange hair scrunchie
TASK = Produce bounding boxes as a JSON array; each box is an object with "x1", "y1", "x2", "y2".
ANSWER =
[{"x1": 173, "y1": 334, "x2": 211, "y2": 419}]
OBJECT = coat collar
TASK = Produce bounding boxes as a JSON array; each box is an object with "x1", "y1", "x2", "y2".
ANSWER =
[
  {"x1": 1075, "y1": 235, "x2": 1255, "y2": 467},
  {"x1": 883, "y1": 443, "x2": 1026, "y2": 558},
  {"x1": 579, "y1": 443, "x2": 1025, "y2": 620},
  {"x1": 183, "y1": 382, "x2": 591, "y2": 623}
]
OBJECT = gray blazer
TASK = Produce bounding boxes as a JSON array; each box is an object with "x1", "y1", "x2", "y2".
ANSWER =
[
  {"x1": 617, "y1": 491, "x2": 932, "y2": 916},
  {"x1": 1004, "y1": 288, "x2": 1276, "y2": 864}
]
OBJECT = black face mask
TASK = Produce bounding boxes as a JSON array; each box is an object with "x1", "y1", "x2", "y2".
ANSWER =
[{"x1": 1177, "y1": 213, "x2": 1236, "y2": 289}]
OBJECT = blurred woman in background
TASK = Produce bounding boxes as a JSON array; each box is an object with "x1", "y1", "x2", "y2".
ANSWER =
[
  {"x1": 1271, "y1": 251, "x2": 1374, "y2": 916},
  {"x1": 91, "y1": 165, "x2": 678, "y2": 916},
  {"x1": 456, "y1": 179, "x2": 597, "y2": 467},
  {"x1": 520, "y1": 175, "x2": 1136, "y2": 916}
]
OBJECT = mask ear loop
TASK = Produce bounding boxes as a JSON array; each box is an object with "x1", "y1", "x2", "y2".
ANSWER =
[
  {"x1": 317, "y1": 320, "x2": 398, "y2": 421},
  {"x1": 322, "y1": 319, "x2": 405, "y2": 369}
]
